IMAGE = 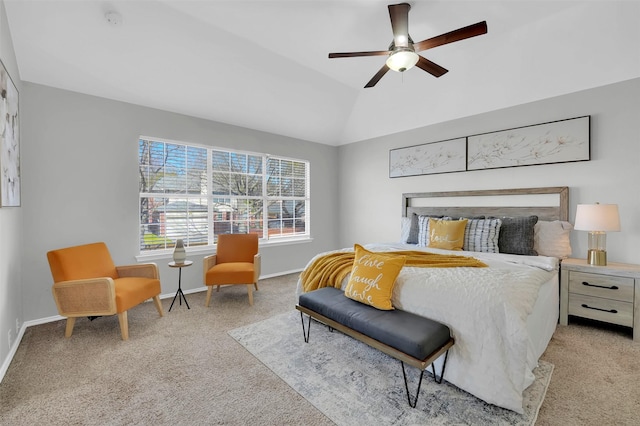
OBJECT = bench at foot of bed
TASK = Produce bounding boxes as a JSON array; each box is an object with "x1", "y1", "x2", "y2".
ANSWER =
[{"x1": 296, "y1": 286, "x2": 454, "y2": 408}]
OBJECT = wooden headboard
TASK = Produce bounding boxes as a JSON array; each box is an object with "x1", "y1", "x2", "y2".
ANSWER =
[{"x1": 402, "y1": 187, "x2": 569, "y2": 221}]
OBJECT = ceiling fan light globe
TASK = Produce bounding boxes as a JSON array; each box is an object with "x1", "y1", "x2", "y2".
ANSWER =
[{"x1": 386, "y1": 50, "x2": 419, "y2": 72}]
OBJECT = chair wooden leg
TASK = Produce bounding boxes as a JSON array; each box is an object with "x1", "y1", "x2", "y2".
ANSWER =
[
  {"x1": 205, "y1": 285, "x2": 213, "y2": 307},
  {"x1": 247, "y1": 284, "x2": 254, "y2": 306},
  {"x1": 152, "y1": 295, "x2": 164, "y2": 317},
  {"x1": 118, "y1": 311, "x2": 129, "y2": 340},
  {"x1": 64, "y1": 317, "x2": 76, "y2": 338},
  {"x1": 216, "y1": 285, "x2": 221, "y2": 292},
  {"x1": 254, "y1": 281, "x2": 259, "y2": 291}
]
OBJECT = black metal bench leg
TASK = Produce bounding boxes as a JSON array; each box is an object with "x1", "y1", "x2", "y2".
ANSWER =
[
  {"x1": 300, "y1": 311, "x2": 312, "y2": 343},
  {"x1": 430, "y1": 349, "x2": 450, "y2": 384},
  {"x1": 402, "y1": 349, "x2": 450, "y2": 408},
  {"x1": 401, "y1": 361, "x2": 425, "y2": 408}
]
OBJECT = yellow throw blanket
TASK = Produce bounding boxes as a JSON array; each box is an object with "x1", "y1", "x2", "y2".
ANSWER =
[{"x1": 300, "y1": 249, "x2": 487, "y2": 293}]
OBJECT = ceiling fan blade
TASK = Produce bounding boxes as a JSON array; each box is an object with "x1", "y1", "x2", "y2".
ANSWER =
[
  {"x1": 364, "y1": 64, "x2": 390, "y2": 88},
  {"x1": 414, "y1": 21, "x2": 487, "y2": 52},
  {"x1": 329, "y1": 50, "x2": 390, "y2": 59},
  {"x1": 388, "y1": 3, "x2": 411, "y2": 47},
  {"x1": 415, "y1": 56, "x2": 448, "y2": 77}
]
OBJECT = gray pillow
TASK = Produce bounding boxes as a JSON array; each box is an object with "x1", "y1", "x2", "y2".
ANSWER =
[
  {"x1": 498, "y1": 216, "x2": 538, "y2": 255},
  {"x1": 407, "y1": 213, "x2": 420, "y2": 244}
]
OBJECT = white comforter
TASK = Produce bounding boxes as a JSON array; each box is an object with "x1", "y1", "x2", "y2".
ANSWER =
[{"x1": 296, "y1": 243, "x2": 559, "y2": 413}]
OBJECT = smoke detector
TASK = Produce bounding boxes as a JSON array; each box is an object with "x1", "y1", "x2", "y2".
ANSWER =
[{"x1": 105, "y1": 11, "x2": 122, "y2": 27}]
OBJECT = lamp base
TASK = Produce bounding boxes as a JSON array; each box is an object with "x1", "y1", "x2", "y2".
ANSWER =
[{"x1": 587, "y1": 249, "x2": 607, "y2": 266}]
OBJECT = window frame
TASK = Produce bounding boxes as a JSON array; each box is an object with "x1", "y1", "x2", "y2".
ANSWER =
[{"x1": 138, "y1": 136, "x2": 310, "y2": 257}]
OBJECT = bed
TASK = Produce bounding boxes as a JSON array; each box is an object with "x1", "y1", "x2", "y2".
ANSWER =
[{"x1": 297, "y1": 186, "x2": 571, "y2": 413}]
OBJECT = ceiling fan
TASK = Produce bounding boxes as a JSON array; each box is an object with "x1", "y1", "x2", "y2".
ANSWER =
[{"x1": 328, "y1": 3, "x2": 487, "y2": 88}]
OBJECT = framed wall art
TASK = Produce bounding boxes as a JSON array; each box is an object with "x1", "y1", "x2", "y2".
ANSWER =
[
  {"x1": 467, "y1": 116, "x2": 590, "y2": 171},
  {"x1": 0, "y1": 59, "x2": 20, "y2": 207},
  {"x1": 389, "y1": 137, "x2": 466, "y2": 178}
]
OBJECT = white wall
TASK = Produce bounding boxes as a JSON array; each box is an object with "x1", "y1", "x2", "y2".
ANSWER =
[
  {"x1": 338, "y1": 78, "x2": 640, "y2": 265},
  {"x1": 20, "y1": 83, "x2": 340, "y2": 321},
  {"x1": 0, "y1": 0, "x2": 24, "y2": 374},
  {"x1": 340, "y1": 1, "x2": 640, "y2": 144}
]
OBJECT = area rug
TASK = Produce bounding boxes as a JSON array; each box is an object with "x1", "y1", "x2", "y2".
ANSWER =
[{"x1": 229, "y1": 311, "x2": 553, "y2": 426}]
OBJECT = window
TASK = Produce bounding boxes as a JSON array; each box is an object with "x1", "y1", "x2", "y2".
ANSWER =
[{"x1": 139, "y1": 137, "x2": 309, "y2": 252}]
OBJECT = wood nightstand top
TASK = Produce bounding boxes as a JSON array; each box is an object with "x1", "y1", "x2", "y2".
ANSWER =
[{"x1": 561, "y1": 258, "x2": 640, "y2": 277}]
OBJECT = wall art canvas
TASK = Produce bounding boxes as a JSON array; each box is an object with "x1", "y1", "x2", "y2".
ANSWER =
[
  {"x1": 0, "y1": 59, "x2": 20, "y2": 207},
  {"x1": 467, "y1": 116, "x2": 590, "y2": 171},
  {"x1": 389, "y1": 137, "x2": 466, "y2": 178}
]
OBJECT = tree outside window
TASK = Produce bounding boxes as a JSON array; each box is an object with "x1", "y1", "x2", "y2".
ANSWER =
[{"x1": 139, "y1": 138, "x2": 309, "y2": 252}]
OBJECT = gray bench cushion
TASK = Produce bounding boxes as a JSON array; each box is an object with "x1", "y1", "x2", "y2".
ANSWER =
[{"x1": 298, "y1": 287, "x2": 451, "y2": 361}]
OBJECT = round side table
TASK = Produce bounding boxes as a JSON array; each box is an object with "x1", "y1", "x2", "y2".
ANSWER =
[{"x1": 168, "y1": 260, "x2": 193, "y2": 311}]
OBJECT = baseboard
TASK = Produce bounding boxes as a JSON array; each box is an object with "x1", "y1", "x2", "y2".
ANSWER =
[
  {"x1": 0, "y1": 269, "x2": 303, "y2": 384},
  {"x1": 159, "y1": 269, "x2": 303, "y2": 300},
  {"x1": 161, "y1": 286, "x2": 207, "y2": 299},
  {"x1": 261, "y1": 269, "x2": 303, "y2": 279},
  {"x1": 0, "y1": 323, "x2": 26, "y2": 384},
  {"x1": 24, "y1": 314, "x2": 65, "y2": 327}
]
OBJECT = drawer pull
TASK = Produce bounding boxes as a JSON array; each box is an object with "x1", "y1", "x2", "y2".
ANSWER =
[
  {"x1": 581, "y1": 303, "x2": 617, "y2": 314},
  {"x1": 582, "y1": 281, "x2": 618, "y2": 290}
]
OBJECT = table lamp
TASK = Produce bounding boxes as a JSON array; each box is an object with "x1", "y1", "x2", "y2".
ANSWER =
[{"x1": 574, "y1": 203, "x2": 620, "y2": 266}]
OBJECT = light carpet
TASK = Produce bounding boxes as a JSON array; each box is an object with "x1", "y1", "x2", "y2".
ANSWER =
[{"x1": 229, "y1": 311, "x2": 553, "y2": 426}]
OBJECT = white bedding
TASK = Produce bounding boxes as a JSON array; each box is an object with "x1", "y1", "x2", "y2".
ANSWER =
[{"x1": 296, "y1": 242, "x2": 559, "y2": 413}]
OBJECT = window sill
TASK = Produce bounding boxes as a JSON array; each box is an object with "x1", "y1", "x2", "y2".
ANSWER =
[{"x1": 135, "y1": 236, "x2": 314, "y2": 263}]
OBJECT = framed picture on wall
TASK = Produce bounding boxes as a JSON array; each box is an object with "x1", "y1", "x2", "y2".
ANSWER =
[
  {"x1": 467, "y1": 116, "x2": 590, "y2": 171},
  {"x1": 0, "y1": 59, "x2": 20, "y2": 207},
  {"x1": 389, "y1": 137, "x2": 466, "y2": 178}
]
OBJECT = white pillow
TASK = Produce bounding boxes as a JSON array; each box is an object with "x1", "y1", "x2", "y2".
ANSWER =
[
  {"x1": 400, "y1": 217, "x2": 412, "y2": 243},
  {"x1": 534, "y1": 220, "x2": 573, "y2": 258},
  {"x1": 417, "y1": 215, "x2": 430, "y2": 247}
]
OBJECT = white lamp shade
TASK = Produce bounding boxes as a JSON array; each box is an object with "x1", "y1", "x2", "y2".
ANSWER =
[
  {"x1": 574, "y1": 204, "x2": 621, "y2": 232},
  {"x1": 386, "y1": 50, "x2": 419, "y2": 72}
]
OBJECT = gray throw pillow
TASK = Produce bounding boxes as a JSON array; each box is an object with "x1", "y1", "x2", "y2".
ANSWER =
[
  {"x1": 498, "y1": 216, "x2": 538, "y2": 255},
  {"x1": 407, "y1": 213, "x2": 420, "y2": 244}
]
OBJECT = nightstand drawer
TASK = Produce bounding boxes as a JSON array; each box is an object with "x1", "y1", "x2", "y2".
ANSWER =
[
  {"x1": 569, "y1": 293, "x2": 633, "y2": 327},
  {"x1": 568, "y1": 271, "x2": 634, "y2": 302}
]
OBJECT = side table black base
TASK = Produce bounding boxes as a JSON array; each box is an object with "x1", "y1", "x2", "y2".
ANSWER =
[
  {"x1": 168, "y1": 260, "x2": 193, "y2": 312},
  {"x1": 169, "y1": 287, "x2": 190, "y2": 312}
]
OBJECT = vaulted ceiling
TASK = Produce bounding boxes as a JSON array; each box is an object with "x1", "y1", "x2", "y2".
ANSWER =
[{"x1": 4, "y1": 1, "x2": 639, "y2": 145}]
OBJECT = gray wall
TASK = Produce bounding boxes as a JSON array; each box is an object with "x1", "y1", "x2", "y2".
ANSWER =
[
  {"x1": 20, "y1": 83, "x2": 340, "y2": 321},
  {"x1": 0, "y1": 0, "x2": 23, "y2": 372},
  {"x1": 2, "y1": 0, "x2": 639, "y2": 376},
  {"x1": 338, "y1": 78, "x2": 640, "y2": 265},
  {"x1": 14, "y1": 77, "x2": 640, "y2": 326}
]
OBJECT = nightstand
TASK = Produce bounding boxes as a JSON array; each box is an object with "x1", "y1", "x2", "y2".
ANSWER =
[{"x1": 560, "y1": 258, "x2": 640, "y2": 341}]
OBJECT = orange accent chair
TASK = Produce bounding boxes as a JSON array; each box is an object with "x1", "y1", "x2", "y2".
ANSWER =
[
  {"x1": 47, "y1": 242, "x2": 164, "y2": 340},
  {"x1": 204, "y1": 233, "x2": 261, "y2": 306}
]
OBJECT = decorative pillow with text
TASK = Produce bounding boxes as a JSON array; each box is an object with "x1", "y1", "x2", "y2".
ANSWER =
[
  {"x1": 417, "y1": 215, "x2": 445, "y2": 247},
  {"x1": 344, "y1": 244, "x2": 406, "y2": 310},
  {"x1": 428, "y1": 218, "x2": 468, "y2": 251}
]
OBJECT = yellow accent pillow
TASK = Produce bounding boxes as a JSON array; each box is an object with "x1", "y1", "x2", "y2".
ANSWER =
[
  {"x1": 344, "y1": 244, "x2": 406, "y2": 310},
  {"x1": 428, "y1": 218, "x2": 468, "y2": 251}
]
